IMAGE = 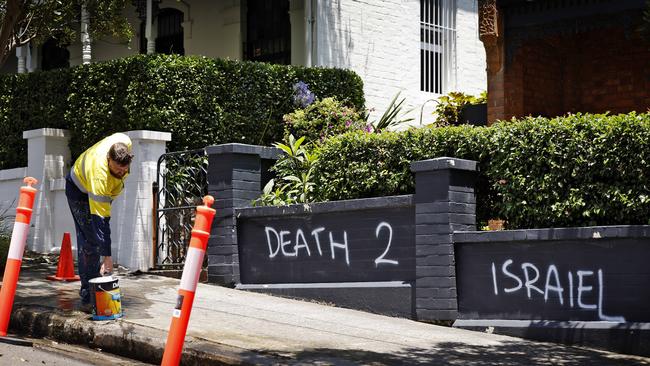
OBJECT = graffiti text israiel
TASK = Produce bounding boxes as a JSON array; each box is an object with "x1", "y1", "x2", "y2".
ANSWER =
[{"x1": 491, "y1": 259, "x2": 625, "y2": 322}]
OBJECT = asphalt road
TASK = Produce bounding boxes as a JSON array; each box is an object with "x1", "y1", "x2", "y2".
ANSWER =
[{"x1": 0, "y1": 337, "x2": 152, "y2": 365}]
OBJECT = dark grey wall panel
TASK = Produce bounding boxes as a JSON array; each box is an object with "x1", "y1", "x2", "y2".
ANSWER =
[
  {"x1": 238, "y1": 206, "x2": 415, "y2": 284},
  {"x1": 456, "y1": 238, "x2": 650, "y2": 322}
]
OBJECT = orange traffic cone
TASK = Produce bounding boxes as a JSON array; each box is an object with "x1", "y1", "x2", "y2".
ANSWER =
[{"x1": 46, "y1": 232, "x2": 80, "y2": 281}]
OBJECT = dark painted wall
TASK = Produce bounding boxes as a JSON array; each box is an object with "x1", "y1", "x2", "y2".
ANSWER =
[
  {"x1": 237, "y1": 205, "x2": 415, "y2": 284},
  {"x1": 455, "y1": 229, "x2": 650, "y2": 322}
]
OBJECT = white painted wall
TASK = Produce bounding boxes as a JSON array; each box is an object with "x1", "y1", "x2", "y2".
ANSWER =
[
  {"x1": 0, "y1": 168, "x2": 28, "y2": 229},
  {"x1": 0, "y1": 128, "x2": 170, "y2": 271},
  {"x1": 184, "y1": 0, "x2": 242, "y2": 60},
  {"x1": 314, "y1": 0, "x2": 486, "y2": 126}
]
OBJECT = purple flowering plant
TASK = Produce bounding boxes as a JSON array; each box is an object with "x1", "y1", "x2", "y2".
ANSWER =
[{"x1": 292, "y1": 81, "x2": 316, "y2": 108}]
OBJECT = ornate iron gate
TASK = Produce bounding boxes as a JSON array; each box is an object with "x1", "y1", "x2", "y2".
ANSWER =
[{"x1": 152, "y1": 149, "x2": 208, "y2": 269}]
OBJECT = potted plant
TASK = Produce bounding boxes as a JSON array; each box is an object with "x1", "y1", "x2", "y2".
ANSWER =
[
  {"x1": 433, "y1": 91, "x2": 487, "y2": 126},
  {"x1": 460, "y1": 91, "x2": 487, "y2": 126}
]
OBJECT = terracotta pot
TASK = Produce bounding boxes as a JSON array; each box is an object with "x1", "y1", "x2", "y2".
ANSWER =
[{"x1": 487, "y1": 219, "x2": 505, "y2": 231}]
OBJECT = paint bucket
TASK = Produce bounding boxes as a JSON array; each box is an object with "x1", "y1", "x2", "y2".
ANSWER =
[{"x1": 89, "y1": 276, "x2": 122, "y2": 320}]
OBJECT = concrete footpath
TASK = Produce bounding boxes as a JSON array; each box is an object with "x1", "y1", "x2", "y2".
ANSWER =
[{"x1": 5, "y1": 261, "x2": 650, "y2": 365}]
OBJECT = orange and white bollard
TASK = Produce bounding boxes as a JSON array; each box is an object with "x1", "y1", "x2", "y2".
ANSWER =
[
  {"x1": 161, "y1": 195, "x2": 215, "y2": 366},
  {"x1": 0, "y1": 177, "x2": 38, "y2": 336}
]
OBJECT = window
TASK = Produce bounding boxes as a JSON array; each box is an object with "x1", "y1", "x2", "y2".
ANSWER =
[
  {"x1": 243, "y1": 0, "x2": 291, "y2": 65},
  {"x1": 420, "y1": 0, "x2": 456, "y2": 94},
  {"x1": 156, "y1": 8, "x2": 185, "y2": 55},
  {"x1": 41, "y1": 38, "x2": 70, "y2": 71},
  {"x1": 139, "y1": 8, "x2": 184, "y2": 55}
]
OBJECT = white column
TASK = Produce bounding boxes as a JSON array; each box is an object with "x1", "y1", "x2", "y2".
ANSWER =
[
  {"x1": 289, "y1": 0, "x2": 306, "y2": 66},
  {"x1": 81, "y1": 4, "x2": 92, "y2": 64},
  {"x1": 307, "y1": 0, "x2": 317, "y2": 66},
  {"x1": 26, "y1": 42, "x2": 35, "y2": 72},
  {"x1": 304, "y1": 0, "x2": 313, "y2": 67},
  {"x1": 111, "y1": 130, "x2": 171, "y2": 271},
  {"x1": 146, "y1": 0, "x2": 156, "y2": 54},
  {"x1": 23, "y1": 129, "x2": 74, "y2": 254},
  {"x1": 16, "y1": 46, "x2": 26, "y2": 73}
]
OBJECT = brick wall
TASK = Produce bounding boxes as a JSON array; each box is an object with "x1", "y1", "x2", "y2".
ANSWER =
[
  {"x1": 501, "y1": 26, "x2": 650, "y2": 120},
  {"x1": 411, "y1": 157, "x2": 477, "y2": 321}
]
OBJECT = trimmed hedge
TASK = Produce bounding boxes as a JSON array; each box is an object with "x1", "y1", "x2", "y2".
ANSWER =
[
  {"x1": 312, "y1": 113, "x2": 650, "y2": 229},
  {"x1": 0, "y1": 69, "x2": 70, "y2": 169},
  {"x1": 0, "y1": 54, "x2": 364, "y2": 167}
]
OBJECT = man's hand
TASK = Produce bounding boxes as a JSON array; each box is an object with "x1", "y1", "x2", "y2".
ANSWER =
[{"x1": 100, "y1": 256, "x2": 113, "y2": 275}]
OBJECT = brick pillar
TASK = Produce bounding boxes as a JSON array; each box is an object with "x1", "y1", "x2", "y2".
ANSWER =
[
  {"x1": 411, "y1": 157, "x2": 477, "y2": 322},
  {"x1": 206, "y1": 144, "x2": 279, "y2": 286},
  {"x1": 479, "y1": 0, "x2": 506, "y2": 124}
]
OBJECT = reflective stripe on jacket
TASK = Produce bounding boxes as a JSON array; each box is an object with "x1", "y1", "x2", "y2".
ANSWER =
[{"x1": 70, "y1": 133, "x2": 132, "y2": 218}]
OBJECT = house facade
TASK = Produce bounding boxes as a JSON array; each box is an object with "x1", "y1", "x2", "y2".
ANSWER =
[
  {"x1": 2, "y1": 0, "x2": 487, "y2": 125},
  {"x1": 479, "y1": 0, "x2": 650, "y2": 123}
]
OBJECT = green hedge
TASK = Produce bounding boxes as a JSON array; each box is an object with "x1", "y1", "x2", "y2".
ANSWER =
[
  {"x1": 0, "y1": 54, "x2": 364, "y2": 167},
  {"x1": 312, "y1": 113, "x2": 650, "y2": 229},
  {"x1": 0, "y1": 69, "x2": 70, "y2": 169}
]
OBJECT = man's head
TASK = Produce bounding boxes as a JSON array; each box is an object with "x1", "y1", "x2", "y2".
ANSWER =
[{"x1": 107, "y1": 142, "x2": 134, "y2": 179}]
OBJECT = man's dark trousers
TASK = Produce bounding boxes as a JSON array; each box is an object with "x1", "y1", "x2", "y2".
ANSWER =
[{"x1": 65, "y1": 174, "x2": 101, "y2": 305}]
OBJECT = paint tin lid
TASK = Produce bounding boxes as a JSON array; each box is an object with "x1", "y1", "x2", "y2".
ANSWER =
[{"x1": 89, "y1": 276, "x2": 115, "y2": 283}]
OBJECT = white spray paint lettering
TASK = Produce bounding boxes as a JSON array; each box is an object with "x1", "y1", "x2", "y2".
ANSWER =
[
  {"x1": 491, "y1": 260, "x2": 625, "y2": 322},
  {"x1": 264, "y1": 222, "x2": 399, "y2": 267}
]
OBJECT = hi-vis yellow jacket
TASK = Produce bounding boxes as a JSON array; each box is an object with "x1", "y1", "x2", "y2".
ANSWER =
[{"x1": 70, "y1": 133, "x2": 132, "y2": 218}]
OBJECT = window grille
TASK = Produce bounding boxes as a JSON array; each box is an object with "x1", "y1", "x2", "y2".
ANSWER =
[
  {"x1": 243, "y1": 0, "x2": 291, "y2": 65},
  {"x1": 420, "y1": 0, "x2": 457, "y2": 94}
]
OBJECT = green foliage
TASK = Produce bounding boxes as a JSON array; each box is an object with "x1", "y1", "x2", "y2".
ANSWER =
[
  {"x1": 312, "y1": 113, "x2": 650, "y2": 229},
  {"x1": 0, "y1": 205, "x2": 14, "y2": 270},
  {"x1": 488, "y1": 113, "x2": 650, "y2": 228},
  {"x1": 312, "y1": 127, "x2": 493, "y2": 221},
  {"x1": 0, "y1": 0, "x2": 134, "y2": 67},
  {"x1": 433, "y1": 91, "x2": 487, "y2": 126},
  {"x1": 369, "y1": 91, "x2": 414, "y2": 131},
  {"x1": 161, "y1": 152, "x2": 208, "y2": 207},
  {"x1": 0, "y1": 69, "x2": 71, "y2": 168},
  {"x1": 66, "y1": 55, "x2": 364, "y2": 158},
  {"x1": 256, "y1": 135, "x2": 318, "y2": 206},
  {"x1": 0, "y1": 54, "x2": 364, "y2": 168},
  {"x1": 283, "y1": 97, "x2": 367, "y2": 142}
]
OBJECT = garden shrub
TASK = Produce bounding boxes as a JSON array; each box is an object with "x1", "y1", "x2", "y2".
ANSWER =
[
  {"x1": 488, "y1": 113, "x2": 650, "y2": 228},
  {"x1": 283, "y1": 97, "x2": 367, "y2": 142},
  {"x1": 311, "y1": 113, "x2": 650, "y2": 229},
  {"x1": 0, "y1": 54, "x2": 365, "y2": 168},
  {"x1": 67, "y1": 55, "x2": 365, "y2": 158},
  {"x1": 255, "y1": 135, "x2": 318, "y2": 206},
  {"x1": 311, "y1": 126, "x2": 493, "y2": 222},
  {"x1": 0, "y1": 69, "x2": 71, "y2": 168}
]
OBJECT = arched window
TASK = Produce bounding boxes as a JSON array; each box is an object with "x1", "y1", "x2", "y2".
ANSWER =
[
  {"x1": 156, "y1": 8, "x2": 184, "y2": 55},
  {"x1": 41, "y1": 38, "x2": 70, "y2": 71}
]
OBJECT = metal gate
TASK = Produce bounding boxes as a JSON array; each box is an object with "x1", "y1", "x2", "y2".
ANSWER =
[{"x1": 152, "y1": 149, "x2": 208, "y2": 269}]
